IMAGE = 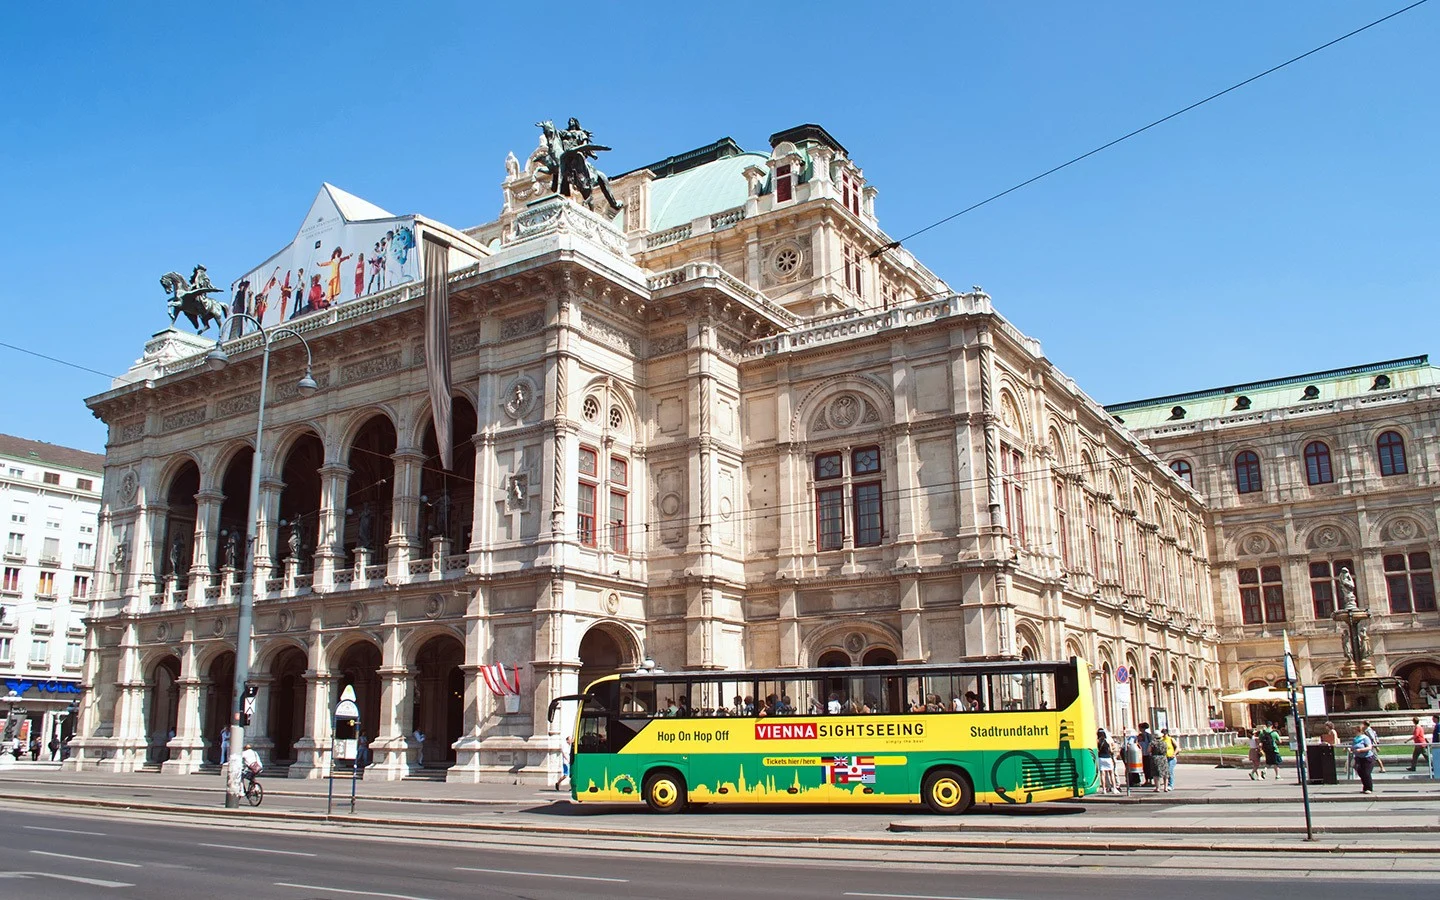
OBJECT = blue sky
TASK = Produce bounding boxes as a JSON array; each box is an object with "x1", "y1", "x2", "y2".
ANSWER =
[{"x1": 2, "y1": 2, "x2": 1435, "y2": 453}]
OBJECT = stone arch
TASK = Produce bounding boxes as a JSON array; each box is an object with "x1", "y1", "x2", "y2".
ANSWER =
[
  {"x1": 344, "y1": 414, "x2": 397, "y2": 559},
  {"x1": 802, "y1": 620, "x2": 902, "y2": 667},
  {"x1": 1063, "y1": 637, "x2": 1085, "y2": 662},
  {"x1": 253, "y1": 637, "x2": 309, "y2": 675},
  {"x1": 1392, "y1": 658, "x2": 1440, "y2": 709},
  {"x1": 145, "y1": 654, "x2": 181, "y2": 764},
  {"x1": 338, "y1": 405, "x2": 402, "y2": 456},
  {"x1": 995, "y1": 383, "x2": 1028, "y2": 441},
  {"x1": 1230, "y1": 528, "x2": 1278, "y2": 559},
  {"x1": 407, "y1": 388, "x2": 479, "y2": 451},
  {"x1": 160, "y1": 458, "x2": 202, "y2": 582},
  {"x1": 1013, "y1": 619, "x2": 1044, "y2": 660},
  {"x1": 200, "y1": 648, "x2": 235, "y2": 764},
  {"x1": 791, "y1": 373, "x2": 893, "y2": 441},
  {"x1": 332, "y1": 639, "x2": 382, "y2": 748},
  {"x1": 576, "y1": 376, "x2": 638, "y2": 440},
  {"x1": 275, "y1": 428, "x2": 325, "y2": 574},
  {"x1": 1369, "y1": 510, "x2": 1431, "y2": 545},
  {"x1": 411, "y1": 633, "x2": 465, "y2": 766},
  {"x1": 1300, "y1": 519, "x2": 1359, "y2": 552},
  {"x1": 264, "y1": 643, "x2": 309, "y2": 763},
  {"x1": 1047, "y1": 425, "x2": 1068, "y2": 466},
  {"x1": 154, "y1": 451, "x2": 205, "y2": 499},
  {"x1": 265, "y1": 423, "x2": 329, "y2": 480},
  {"x1": 215, "y1": 445, "x2": 254, "y2": 570},
  {"x1": 418, "y1": 395, "x2": 479, "y2": 549},
  {"x1": 577, "y1": 620, "x2": 641, "y2": 691}
]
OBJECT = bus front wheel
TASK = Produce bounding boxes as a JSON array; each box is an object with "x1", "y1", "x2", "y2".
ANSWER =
[
  {"x1": 643, "y1": 769, "x2": 688, "y2": 814},
  {"x1": 922, "y1": 768, "x2": 974, "y2": 815}
]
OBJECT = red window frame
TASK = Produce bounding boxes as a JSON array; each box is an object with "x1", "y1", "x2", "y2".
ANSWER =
[
  {"x1": 577, "y1": 483, "x2": 597, "y2": 547},
  {"x1": 816, "y1": 487, "x2": 844, "y2": 551},
  {"x1": 1304, "y1": 441, "x2": 1334, "y2": 485},
  {"x1": 72, "y1": 574, "x2": 89, "y2": 599},
  {"x1": 1235, "y1": 451, "x2": 1262, "y2": 494},
  {"x1": 1169, "y1": 459, "x2": 1193, "y2": 486},
  {"x1": 1054, "y1": 477, "x2": 1070, "y2": 568},
  {"x1": 775, "y1": 164, "x2": 793, "y2": 203},
  {"x1": 1386, "y1": 551, "x2": 1435, "y2": 613},
  {"x1": 1377, "y1": 431, "x2": 1407, "y2": 476},
  {"x1": 608, "y1": 490, "x2": 627, "y2": 554}
]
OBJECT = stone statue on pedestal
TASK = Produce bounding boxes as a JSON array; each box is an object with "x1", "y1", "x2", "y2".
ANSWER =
[
  {"x1": 357, "y1": 503, "x2": 375, "y2": 552},
  {"x1": 1338, "y1": 566, "x2": 1358, "y2": 610},
  {"x1": 223, "y1": 532, "x2": 239, "y2": 570}
]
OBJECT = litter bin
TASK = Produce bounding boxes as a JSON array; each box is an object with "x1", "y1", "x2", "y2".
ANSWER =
[
  {"x1": 1306, "y1": 743, "x2": 1337, "y2": 785},
  {"x1": 1124, "y1": 740, "x2": 1143, "y2": 787}
]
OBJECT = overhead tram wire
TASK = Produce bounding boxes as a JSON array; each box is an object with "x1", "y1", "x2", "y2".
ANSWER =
[
  {"x1": 771, "y1": 0, "x2": 1435, "y2": 300},
  {"x1": 0, "y1": 341, "x2": 119, "y2": 381}
]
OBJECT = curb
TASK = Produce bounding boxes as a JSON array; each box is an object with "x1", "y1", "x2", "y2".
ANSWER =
[
  {"x1": 6, "y1": 792, "x2": 1440, "y2": 855},
  {"x1": 0, "y1": 776, "x2": 543, "y2": 807}
]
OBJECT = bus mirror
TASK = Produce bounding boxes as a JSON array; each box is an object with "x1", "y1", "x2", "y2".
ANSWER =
[{"x1": 546, "y1": 693, "x2": 591, "y2": 723}]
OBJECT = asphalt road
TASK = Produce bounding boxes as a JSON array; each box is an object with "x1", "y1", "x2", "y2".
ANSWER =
[{"x1": 0, "y1": 805, "x2": 1430, "y2": 900}]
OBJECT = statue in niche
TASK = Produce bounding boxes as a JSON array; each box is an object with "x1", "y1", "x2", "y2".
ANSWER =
[
  {"x1": 357, "y1": 503, "x2": 375, "y2": 552},
  {"x1": 1338, "y1": 566, "x2": 1358, "y2": 610},
  {"x1": 223, "y1": 532, "x2": 239, "y2": 570},
  {"x1": 430, "y1": 492, "x2": 451, "y2": 541},
  {"x1": 508, "y1": 473, "x2": 528, "y2": 507},
  {"x1": 287, "y1": 522, "x2": 302, "y2": 560},
  {"x1": 168, "y1": 537, "x2": 184, "y2": 575}
]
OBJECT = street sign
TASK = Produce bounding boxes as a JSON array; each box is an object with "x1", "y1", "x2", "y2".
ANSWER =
[
  {"x1": 1115, "y1": 665, "x2": 1129, "y2": 684},
  {"x1": 334, "y1": 685, "x2": 360, "y2": 721},
  {"x1": 1115, "y1": 665, "x2": 1132, "y2": 706}
]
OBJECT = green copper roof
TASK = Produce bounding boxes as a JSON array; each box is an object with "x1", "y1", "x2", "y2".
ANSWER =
[
  {"x1": 1106, "y1": 355, "x2": 1437, "y2": 429},
  {"x1": 649, "y1": 151, "x2": 768, "y2": 233}
]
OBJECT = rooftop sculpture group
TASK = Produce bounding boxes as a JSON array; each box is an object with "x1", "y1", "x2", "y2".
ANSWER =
[
  {"x1": 536, "y1": 117, "x2": 623, "y2": 212},
  {"x1": 161, "y1": 264, "x2": 228, "y2": 335}
]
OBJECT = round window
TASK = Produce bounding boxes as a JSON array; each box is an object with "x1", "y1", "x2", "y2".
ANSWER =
[
  {"x1": 582, "y1": 396, "x2": 600, "y2": 421},
  {"x1": 771, "y1": 245, "x2": 802, "y2": 279}
]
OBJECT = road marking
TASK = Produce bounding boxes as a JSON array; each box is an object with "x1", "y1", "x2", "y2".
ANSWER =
[
  {"x1": 29, "y1": 850, "x2": 142, "y2": 869},
  {"x1": 199, "y1": 842, "x2": 317, "y2": 857},
  {"x1": 274, "y1": 884, "x2": 442, "y2": 900},
  {"x1": 0, "y1": 872, "x2": 134, "y2": 888},
  {"x1": 454, "y1": 866, "x2": 628, "y2": 883},
  {"x1": 23, "y1": 825, "x2": 108, "y2": 837},
  {"x1": 845, "y1": 894, "x2": 1024, "y2": 900}
]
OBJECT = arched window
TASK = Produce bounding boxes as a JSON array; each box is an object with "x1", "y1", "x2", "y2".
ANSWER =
[
  {"x1": 1377, "y1": 431, "x2": 1407, "y2": 476},
  {"x1": 1169, "y1": 459, "x2": 1193, "y2": 486},
  {"x1": 1304, "y1": 441, "x2": 1333, "y2": 485},
  {"x1": 1234, "y1": 451, "x2": 1262, "y2": 494}
]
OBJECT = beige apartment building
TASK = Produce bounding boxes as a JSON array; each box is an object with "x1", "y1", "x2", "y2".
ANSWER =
[
  {"x1": 72, "y1": 123, "x2": 1218, "y2": 783},
  {"x1": 1110, "y1": 356, "x2": 1440, "y2": 718}
]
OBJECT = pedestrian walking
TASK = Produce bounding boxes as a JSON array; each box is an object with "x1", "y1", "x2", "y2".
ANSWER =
[
  {"x1": 1362, "y1": 720, "x2": 1386, "y2": 772},
  {"x1": 1406, "y1": 716, "x2": 1430, "y2": 771},
  {"x1": 556, "y1": 736, "x2": 572, "y2": 791},
  {"x1": 1432, "y1": 714, "x2": 1440, "y2": 749},
  {"x1": 1247, "y1": 730, "x2": 1264, "y2": 779},
  {"x1": 47, "y1": 737, "x2": 59, "y2": 761},
  {"x1": 1137, "y1": 723, "x2": 1156, "y2": 787},
  {"x1": 1148, "y1": 729, "x2": 1167, "y2": 792},
  {"x1": 28, "y1": 736, "x2": 40, "y2": 762},
  {"x1": 1096, "y1": 729, "x2": 1118, "y2": 794},
  {"x1": 1352, "y1": 726, "x2": 1377, "y2": 794},
  {"x1": 412, "y1": 728, "x2": 426, "y2": 766},
  {"x1": 1259, "y1": 723, "x2": 1283, "y2": 780},
  {"x1": 357, "y1": 733, "x2": 370, "y2": 775},
  {"x1": 1161, "y1": 728, "x2": 1179, "y2": 791},
  {"x1": 219, "y1": 728, "x2": 230, "y2": 765}
]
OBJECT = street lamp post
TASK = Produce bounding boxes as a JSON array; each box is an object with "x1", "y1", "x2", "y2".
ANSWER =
[{"x1": 205, "y1": 314, "x2": 318, "y2": 807}]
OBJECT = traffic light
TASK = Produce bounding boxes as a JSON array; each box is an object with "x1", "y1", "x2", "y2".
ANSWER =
[{"x1": 240, "y1": 683, "x2": 259, "y2": 726}]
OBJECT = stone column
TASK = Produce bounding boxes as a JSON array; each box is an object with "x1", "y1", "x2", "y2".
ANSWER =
[
  {"x1": 163, "y1": 622, "x2": 205, "y2": 774},
  {"x1": 139, "y1": 501, "x2": 168, "y2": 601},
  {"x1": 778, "y1": 586, "x2": 801, "y2": 667},
  {"x1": 257, "y1": 478, "x2": 284, "y2": 584},
  {"x1": 468, "y1": 433, "x2": 493, "y2": 563},
  {"x1": 189, "y1": 489, "x2": 223, "y2": 604},
  {"x1": 390, "y1": 449, "x2": 425, "y2": 578},
  {"x1": 289, "y1": 607, "x2": 328, "y2": 778},
  {"x1": 247, "y1": 673, "x2": 275, "y2": 761},
  {"x1": 372, "y1": 617, "x2": 410, "y2": 779},
  {"x1": 314, "y1": 463, "x2": 351, "y2": 590},
  {"x1": 109, "y1": 621, "x2": 148, "y2": 771},
  {"x1": 448, "y1": 586, "x2": 489, "y2": 783}
]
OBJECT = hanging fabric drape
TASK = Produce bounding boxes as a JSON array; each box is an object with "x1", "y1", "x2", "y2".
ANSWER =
[
  {"x1": 422, "y1": 234, "x2": 453, "y2": 470},
  {"x1": 481, "y1": 663, "x2": 521, "y2": 697}
]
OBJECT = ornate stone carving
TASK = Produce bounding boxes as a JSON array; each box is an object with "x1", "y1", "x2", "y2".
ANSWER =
[
  {"x1": 273, "y1": 371, "x2": 331, "y2": 401},
  {"x1": 650, "y1": 334, "x2": 686, "y2": 356},
  {"x1": 216, "y1": 392, "x2": 261, "y2": 417},
  {"x1": 278, "y1": 609, "x2": 294, "y2": 631},
  {"x1": 155, "y1": 622, "x2": 170, "y2": 641},
  {"x1": 340, "y1": 353, "x2": 402, "y2": 385},
  {"x1": 424, "y1": 594, "x2": 444, "y2": 619},
  {"x1": 1314, "y1": 527, "x2": 1340, "y2": 549},
  {"x1": 658, "y1": 493, "x2": 681, "y2": 517},
  {"x1": 501, "y1": 376, "x2": 538, "y2": 420},
  {"x1": 116, "y1": 421, "x2": 145, "y2": 444},
  {"x1": 118, "y1": 471, "x2": 139, "y2": 505},
  {"x1": 580, "y1": 310, "x2": 640, "y2": 356},
  {"x1": 845, "y1": 632, "x2": 866, "y2": 654},
  {"x1": 505, "y1": 472, "x2": 529, "y2": 512},
  {"x1": 345, "y1": 603, "x2": 363, "y2": 626},
  {"x1": 829, "y1": 395, "x2": 860, "y2": 429},
  {"x1": 213, "y1": 618, "x2": 226, "y2": 637},
  {"x1": 500, "y1": 311, "x2": 545, "y2": 340},
  {"x1": 1242, "y1": 533, "x2": 1272, "y2": 556},
  {"x1": 1389, "y1": 518, "x2": 1419, "y2": 541},
  {"x1": 161, "y1": 406, "x2": 207, "y2": 432},
  {"x1": 604, "y1": 591, "x2": 621, "y2": 615}
]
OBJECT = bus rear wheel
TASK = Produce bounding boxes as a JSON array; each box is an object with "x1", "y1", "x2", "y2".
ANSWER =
[
  {"x1": 643, "y1": 769, "x2": 688, "y2": 814},
  {"x1": 922, "y1": 768, "x2": 974, "y2": 814}
]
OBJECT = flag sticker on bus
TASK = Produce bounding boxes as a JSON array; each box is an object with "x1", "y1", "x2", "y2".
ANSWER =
[{"x1": 825, "y1": 756, "x2": 876, "y2": 784}]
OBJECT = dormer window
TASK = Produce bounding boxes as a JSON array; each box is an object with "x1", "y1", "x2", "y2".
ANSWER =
[
  {"x1": 841, "y1": 172, "x2": 861, "y2": 215},
  {"x1": 1302, "y1": 385, "x2": 1320, "y2": 400},
  {"x1": 1167, "y1": 406, "x2": 1186, "y2": 421},
  {"x1": 1372, "y1": 374, "x2": 1391, "y2": 391},
  {"x1": 775, "y1": 164, "x2": 793, "y2": 203},
  {"x1": 1233, "y1": 395, "x2": 1251, "y2": 410}
]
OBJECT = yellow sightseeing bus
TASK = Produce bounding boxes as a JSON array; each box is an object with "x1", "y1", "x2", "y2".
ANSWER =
[{"x1": 552, "y1": 658, "x2": 1097, "y2": 813}]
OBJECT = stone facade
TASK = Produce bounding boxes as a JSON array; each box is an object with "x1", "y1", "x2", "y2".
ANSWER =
[
  {"x1": 1110, "y1": 356, "x2": 1440, "y2": 721},
  {"x1": 74, "y1": 124, "x2": 1220, "y2": 783}
]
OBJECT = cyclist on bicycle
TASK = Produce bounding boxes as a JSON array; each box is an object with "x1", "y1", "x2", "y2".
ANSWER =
[{"x1": 240, "y1": 743, "x2": 262, "y2": 791}]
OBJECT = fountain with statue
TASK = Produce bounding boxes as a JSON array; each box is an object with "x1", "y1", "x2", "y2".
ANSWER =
[{"x1": 1322, "y1": 567, "x2": 1401, "y2": 712}]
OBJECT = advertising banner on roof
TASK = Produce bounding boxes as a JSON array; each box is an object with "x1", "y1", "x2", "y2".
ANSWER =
[{"x1": 226, "y1": 184, "x2": 419, "y2": 337}]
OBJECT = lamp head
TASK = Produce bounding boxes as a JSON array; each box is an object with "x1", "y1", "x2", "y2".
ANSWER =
[
  {"x1": 296, "y1": 368, "x2": 319, "y2": 396},
  {"x1": 205, "y1": 344, "x2": 230, "y2": 372}
]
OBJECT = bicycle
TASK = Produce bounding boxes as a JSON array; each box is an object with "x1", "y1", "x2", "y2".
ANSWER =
[{"x1": 242, "y1": 772, "x2": 264, "y2": 807}]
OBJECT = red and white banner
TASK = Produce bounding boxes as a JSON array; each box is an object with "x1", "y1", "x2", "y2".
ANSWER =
[{"x1": 480, "y1": 663, "x2": 521, "y2": 697}]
